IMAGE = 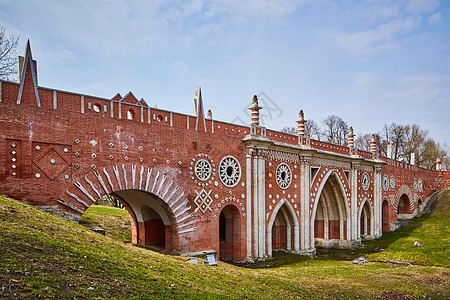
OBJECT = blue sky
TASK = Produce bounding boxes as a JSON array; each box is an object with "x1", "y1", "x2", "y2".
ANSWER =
[{"x1": 1, "y1": 0, "x2": 449, "y2": 146}]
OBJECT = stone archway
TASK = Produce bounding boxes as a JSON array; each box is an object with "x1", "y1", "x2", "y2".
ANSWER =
[
  {"x1": 58, "y1": 164, "x2": 195, "y2": 254},
  {"x1": 382, "y1": 200, "x2": 390, "y2": 233},
  {"x1": 358, "y1": 199, "x2": 373, "y2": 239},
  {"x1": 218, "y1": 204, "x2": 242, "y2": 262},
  {"x1": 311, "y1": 171, "x2": 349, "y2": 248},
  {"x1": 267, "y1": 199, "x2": 299, "y2": 256},
  {"x1": 398, "y1": 194, "x2": 411, "y2": 215},
  {"x1": 112, "y1": 189, "x2": 175, "y2": 252}
]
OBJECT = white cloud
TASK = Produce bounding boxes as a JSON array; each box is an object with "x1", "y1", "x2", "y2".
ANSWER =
[
  {"x1": 406, "y1": 0, "x2": 440, "y2": 15},
  {"x1": 428, "y1": 12, "x2": 442, "y2": 26},
  {"x1": 382, "y1": 74, "x2": 449, "y2": 103},
  {"x1": 326, "y1": 15, "x2": 421, "y2": 55},
  {"x1": 353, "y1": 72, "x2": 380, "y2": 86}
]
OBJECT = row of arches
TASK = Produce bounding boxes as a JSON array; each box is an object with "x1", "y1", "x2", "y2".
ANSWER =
[{"x1": 80, "y1": 178, "x2": 419, "y2": 262}]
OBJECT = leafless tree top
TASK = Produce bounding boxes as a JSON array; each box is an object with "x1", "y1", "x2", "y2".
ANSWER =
[{"x1": 0, "y1": 26, "x2": 20, "y2": 81}]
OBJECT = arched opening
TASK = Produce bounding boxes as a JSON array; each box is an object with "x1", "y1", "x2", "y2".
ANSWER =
[
  {"x1": 267, "y1": 199, "x2": 299, "y2": 256},
  {"x1": 382, "y1": 200, "x2": 390, "y2": 233},
  {"x1": 127, "y1": 109, "x2": 134, "y2": 120},
  {"x1": 141, "y1": 206, "x2": 165, "y2": 249},
  {"x1": 359, "y1": 200, "x2": 372, "y2": 239},
  {"x1": 398, "y1": 194, "x2": 410, "y2": 214},
  {"x1": 111, "y1": 189, "x2": 175, "y2": 252},
  {"x1": 312, "y1": 173, "x2": 348, "y2": 248},
  {"x1": 218, "y1": 205, "x2": 241, "y2": 261},
  {"x1": 270, "y1": 203, "x2": 296, "y2": 253}
]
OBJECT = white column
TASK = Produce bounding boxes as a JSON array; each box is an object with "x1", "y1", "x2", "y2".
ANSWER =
[
  {"x1": 299, "y1": 155, "x2": 311, "y2": 250},
  {"x1": 258, "y1": 151, "x2": 266, "y2": 257},
  {"x1": 246, "y1": 150, "x2": 253, "y2": 259},
  {"x1": 252, "y1": 153, "x2": 259, "y2": 257},
  {"x1": 350, "y1": 163, "x2": 359, "y2": 240},
  {"x1": 374, "y1": 166, "x2": 382, "y2": 236}
]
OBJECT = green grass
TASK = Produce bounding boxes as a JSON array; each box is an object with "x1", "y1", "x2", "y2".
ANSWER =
[
  {"x1": 80, "y1": 205, "x2": 132, "y2": 242},
  {"x1": 0, "y1": 191, "x2": 449, "y2": 299}
]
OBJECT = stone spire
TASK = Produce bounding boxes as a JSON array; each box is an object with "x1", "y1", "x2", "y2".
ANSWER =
[
  {"x1": 17, "y1": 40, "x2": 41, "y2": 107},
  {"x1": 436, "y1": 158, "x2": 441, "y2": 171},
  {"x1": 296, "y1": 110, "x2": 307, "y2": 137},
  {"x1": 193, "y1": 87, "x2": 206, "y2": 132},
  {"x1": 248, "y1": 95, "x2": 262, "y2": 126},
  {"x1": 348, "y1": 127, "x2": 355, "y2": 148}
]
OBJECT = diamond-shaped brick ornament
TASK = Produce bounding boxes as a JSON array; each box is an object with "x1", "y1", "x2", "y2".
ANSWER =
[
  {"x1": 194, "y1": 189, "x2": 213, "y2": 213},
  {"x1": 33, "y1": 146, "x2": 70, "y2": 180}
]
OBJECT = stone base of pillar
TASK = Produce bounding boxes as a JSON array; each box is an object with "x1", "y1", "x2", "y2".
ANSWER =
[
  {"x1": 314, "y1": 239, "x2": 362, "y2": 249},
  {"x1": 390, "y1": 221, "x2": 401, "y2": 231},
  {"x1": 298, "y1": 248, "x2": 316, "y2": 256},
  {"x1": 397, "y1": 212, "x2": 417, "y2": 220},
  {"x1": 361, "y1": 234, "x2": 376, "y2": 240}
]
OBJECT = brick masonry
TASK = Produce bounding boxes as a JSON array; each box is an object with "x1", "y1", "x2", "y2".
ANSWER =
[{"x1": 1, "y1": 42, "x2": 449, "y2": 262}]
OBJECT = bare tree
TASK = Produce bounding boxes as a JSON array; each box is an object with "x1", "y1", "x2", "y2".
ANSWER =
[
  {"x1": 402, "y1": 124, "x2": 428, "y2": 165},
  {"x1": 420, "y1": 140, "x2": 448, "y2": 170},
  {"x1": 0, "y1": 26, "x2": 19, "y2": 80},
  {"x1": 305, "y1": 119, "x2": 323, "y2": 141},
  {"x1": 379, "y1": 123, "x2": 407, "y2": 160},
  {"x1": 323, "y1": 115, "x2": 348, "y2": 146},
  {"x1": 355, "y1": 133, "x2": 372, "y2": 151},
  {"x1": 281, "y1": 126, "x2": 296, "y2": 135}
]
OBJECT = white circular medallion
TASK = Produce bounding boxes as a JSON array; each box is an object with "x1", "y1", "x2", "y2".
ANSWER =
[
  {"x1": 390, "y1": 176, "x2": 395, "y2": 190},
  {"x1": 219, "y1": 156, "x2": 241, "y2": 187},
  {"x1": 361, "y1": 172, "x2": 370, "y2": 191},
  {"x1": 195, "y1": 159, "x2": 211, "y2": 181},
  {"x1": 382, "y1": 175, "x2": 389, "y2": 192},
  {"x1": 276, "y1": 163, "x2": 292, "y2": 189}
]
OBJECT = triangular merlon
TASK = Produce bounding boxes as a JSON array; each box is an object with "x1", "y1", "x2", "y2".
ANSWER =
[
  {"x1": 138, "y1": 98, "x2": 149, "y2": 107},
  {"x1": 17, "y1": 40, "x2": 41, "y2": 107},
  {"x1": 111, "y1": 93, "x2": 122, "y2": 101},
  {"x1": 193, "y1": 87, "x2": 206, "y2": 132},
  {"x1": 121, "y1": 91, "x2": 138, "y2": 104}
]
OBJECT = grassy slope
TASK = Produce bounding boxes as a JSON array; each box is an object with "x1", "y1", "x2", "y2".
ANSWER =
[
  {"x1": 80, "y1": 205, "x2": 132, "y2": 242},
  {"x1": 0, "y1": 192, "x2": 448, "y2": 299}
]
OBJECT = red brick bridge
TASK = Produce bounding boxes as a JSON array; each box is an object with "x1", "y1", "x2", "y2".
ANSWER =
[{"x1": 1, "y1": 42, "x2": 449, "y2": 262}]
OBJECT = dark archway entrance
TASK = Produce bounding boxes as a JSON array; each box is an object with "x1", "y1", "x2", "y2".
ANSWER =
[
  {"x1": 359, "y1": 201, "x2": 371, "y2": 238},
  {"x1": 112, "y1": 190, "x2": 175, "y2": 252},
  {"x1": 382, "y1": 200, "x2": 390, "y2": 233},
  {"x1": 219, "y1": 205, "x2": 241, "y2": 261},
  {"x1": 398, "y1": 194, "x2": 410, "y2": 214}
]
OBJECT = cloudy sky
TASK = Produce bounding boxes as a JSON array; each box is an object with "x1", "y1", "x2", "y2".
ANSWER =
[{"x1": 1, "y1": 0, "x2": 449, "y2": 146}]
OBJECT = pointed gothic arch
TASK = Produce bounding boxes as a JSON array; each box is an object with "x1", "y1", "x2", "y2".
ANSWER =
[
  {"x1": 357, "y1": 198, "x2": 374, "y2": 239},
  {"x1": 267, "y1": 199, "x2": 299, "y2": 256},
  {"x1": 311, "y1": 170, "x2": 350, "y2": 248}
]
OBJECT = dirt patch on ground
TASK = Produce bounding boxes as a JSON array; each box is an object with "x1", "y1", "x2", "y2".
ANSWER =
[
  {"x1": 410, "y1": 276, "x2": 447, "y2": 287},
  {"x1": 373, "y1": 291, "x2": 412, "y2": 299}
]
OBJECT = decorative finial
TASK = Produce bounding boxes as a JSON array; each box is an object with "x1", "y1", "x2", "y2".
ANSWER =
[
  {"x1": 348, "y1": 126, "x2": 355, "y2": 148},
  {"x1": 248, "y1": 95, "x2": 262, "y2": 126}
]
